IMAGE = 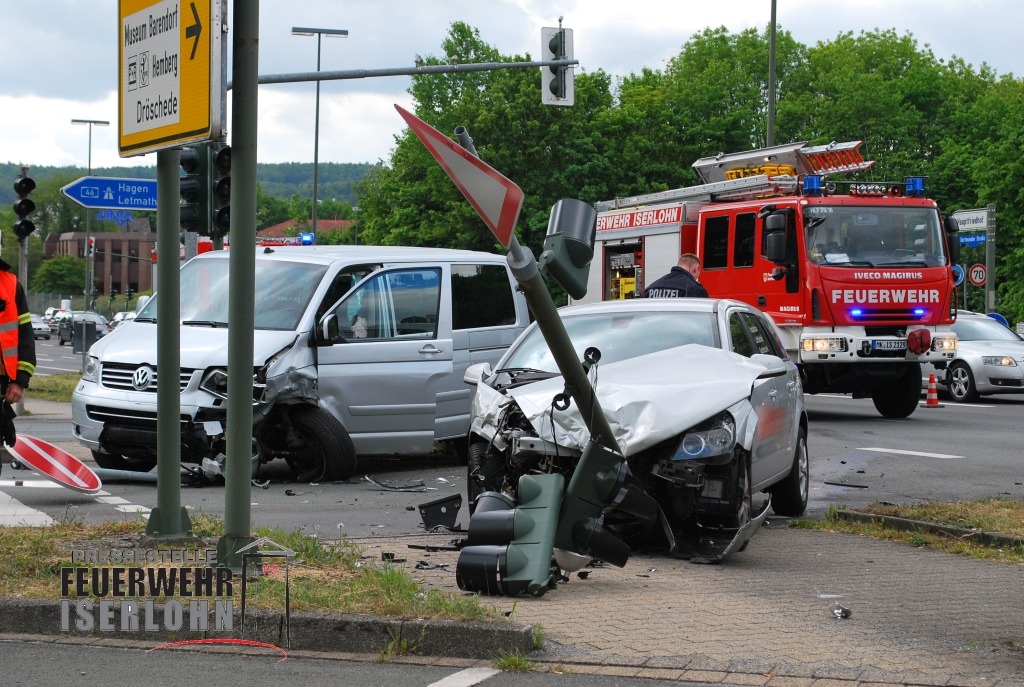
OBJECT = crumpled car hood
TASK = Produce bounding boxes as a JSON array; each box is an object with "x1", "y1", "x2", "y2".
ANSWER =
[{"x1": 470, "y1": 343, "x2": 772, "y2": 455}]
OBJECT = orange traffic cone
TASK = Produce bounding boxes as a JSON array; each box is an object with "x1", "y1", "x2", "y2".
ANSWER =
[{"x1": 924, "y1": 372, "x2": 944, "y2": 408}]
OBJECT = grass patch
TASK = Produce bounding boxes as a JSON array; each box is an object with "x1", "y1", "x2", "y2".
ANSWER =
[
  {"x1": 491, "y1": 650, "x2": 536, "y2": 672},
  {"x1": 28, "y1": 372, "x2": 80, "y2": 403},
  {"x1": 0, "y1": 515, "x2": 505, "y2": 623},
  {"x1": 791, "y1": 499, "x2": 1024, "y2": 564}
]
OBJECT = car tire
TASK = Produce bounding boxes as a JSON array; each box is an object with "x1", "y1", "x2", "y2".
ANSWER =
[
  {"x1": 287, "y1": 405, "x2": 357, "y2": 482},
  {"x1": 947, "y1": 361, "x2": 979, "y2": 403},
  {"x1": 770, "y1": 426, "x2": 809, "y2": 517},
  {"x1": 91, "y1": 450, "x2": 157, "y2": 473},
  {"x1": 58, "y1": 337, "x2": 65, "y2": 346},
  {"x1": 871, "y1": 362, "x2": 921, "y2": 418},
  {"x1": 732, "y1": 456, "x2": 753, "y2": 529}
]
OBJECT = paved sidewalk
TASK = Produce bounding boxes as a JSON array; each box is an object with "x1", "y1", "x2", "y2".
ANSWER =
[{"x1": 355, "y1": 524, "x2": 1024, "y2": 687}]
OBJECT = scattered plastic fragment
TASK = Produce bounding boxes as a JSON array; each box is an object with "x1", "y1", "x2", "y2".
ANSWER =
[{"x1": 831, "y1": 603, "x2": 853, "y2": 619}]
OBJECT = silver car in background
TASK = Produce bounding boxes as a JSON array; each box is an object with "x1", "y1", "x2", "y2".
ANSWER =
[{"x1": 924, "y1": 311, "x2": 1024, "y2": 402}]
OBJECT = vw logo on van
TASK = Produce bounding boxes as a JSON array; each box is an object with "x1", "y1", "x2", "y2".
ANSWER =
[{"x1": 132, "y1": 365, "x2": 154, "y2": 391}]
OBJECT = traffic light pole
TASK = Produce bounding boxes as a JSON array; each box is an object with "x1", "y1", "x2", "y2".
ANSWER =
[
  {"x1": 216, "y1": 0, "x2": 259, "y2": 571},
  {"x1": 144, "y1": 148, "x2": 193, "y2": 541}
]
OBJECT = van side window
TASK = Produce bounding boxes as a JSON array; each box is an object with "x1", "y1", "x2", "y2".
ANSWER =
[
  {"x1": 452, "y1": 264, "x2": 517, "y2": 330},
  {"x1": 336, "y1": 268, "x2": 441, "y2": 341}
]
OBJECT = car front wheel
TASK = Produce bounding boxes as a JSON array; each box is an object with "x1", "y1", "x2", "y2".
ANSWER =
[
  {"x1": 947, "y1": 362, "x2": 979, "y2": 403},
  {"x1": 287, "y1": 405, "x2": 357, "y2": 482},
  {"x1": 770, "y1": 426, "x2": 809, "y2": 516}
]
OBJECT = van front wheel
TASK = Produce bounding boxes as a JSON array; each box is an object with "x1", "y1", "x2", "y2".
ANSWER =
[{"x1": 288, "y1": 406, "x2": 357, "y2": 482}]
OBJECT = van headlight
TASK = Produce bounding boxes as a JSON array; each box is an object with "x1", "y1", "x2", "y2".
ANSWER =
[
  {"x1": 200, "y1": 367, "x2": 269, "y2": 404},
  {"x1": 81, "y1": 356, "x2": 99, "y2": 383},
  {"x1": 671, "y1": 413, "x2": 736, "y2": 461}
]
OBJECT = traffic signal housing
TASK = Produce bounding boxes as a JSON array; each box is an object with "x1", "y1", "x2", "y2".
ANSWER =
[
  {"x1": 210, "y1": 143, "x2": 231, "y2": 237},
  {"x1": 179, "y1": 144, "x2": 210, "y2": 235},
  {"x1": 541, "y1": 26, "x2": 574, "y2": 106},
  {"x1": 554, "y1": 440, "x2": 660, "y2": 570},
  {"x1": 455, "y1": 473, "x2": 564, "y2": 596},
  {"x1": 13, "y1": 173, "x2": 37, "y2": 242}
]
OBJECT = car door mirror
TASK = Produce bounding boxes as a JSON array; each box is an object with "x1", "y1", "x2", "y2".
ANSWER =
[
  {"x1": 464, "y1": 362, "x2": 493, "y2": 386},
  {"x1": 750, "y1": 353, "x2": 789, "y2": 378}
]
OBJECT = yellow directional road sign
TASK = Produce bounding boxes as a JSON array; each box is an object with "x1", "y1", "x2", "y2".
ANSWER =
[{"x1": 118, "y1": 0, "x2": 224, "y2": 157}]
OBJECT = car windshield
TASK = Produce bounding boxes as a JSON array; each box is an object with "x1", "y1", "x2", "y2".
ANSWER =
[
  {"x1": 805, "y1": 205, "x2": 947, "y2": 267},
  {"x1": 502, "y1": 311, "x2": 720, "y2": 372},
  {"x1": 137, "y1": 256, "x2": 329, "y2": 331},
  {"x1": 953, "y1": 317, "x2": 1024, "y2": 342}
]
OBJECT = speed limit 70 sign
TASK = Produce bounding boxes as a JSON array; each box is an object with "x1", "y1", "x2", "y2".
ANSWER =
[{"x1": 968, "y1": 263, "x2": 987, "y2": 287}]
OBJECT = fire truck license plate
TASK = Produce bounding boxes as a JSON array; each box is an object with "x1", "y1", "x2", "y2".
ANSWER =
[{"x1": 871, "y1": 340, "x2": 907, "y2": 351}]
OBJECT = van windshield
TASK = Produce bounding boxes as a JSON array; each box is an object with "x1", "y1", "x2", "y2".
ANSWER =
[{"x1": 137, "y1": 256, "x2": 329, "y2": 330}]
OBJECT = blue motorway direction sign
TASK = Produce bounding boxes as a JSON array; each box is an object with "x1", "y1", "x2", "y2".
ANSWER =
[{"x1": 61, "y1": 177, "x2": 157, "y2": 211}]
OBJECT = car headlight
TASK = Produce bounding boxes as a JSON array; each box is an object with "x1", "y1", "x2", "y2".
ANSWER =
[
  {"x1": 81, "y1": 356, "x2": 99, "y2": 383},
  {"x1": 672, "y1": 413, "x2": 736, "y2": 461},
  {"x1": 982, "y1": 355, "x2": 1017, "y2": 367},
  {"x1": 199, "y1": 367, "x2": 269, "y2": 404},
  {"x1": 932, "y1": 335, "x2": 958, "y2": 352}
]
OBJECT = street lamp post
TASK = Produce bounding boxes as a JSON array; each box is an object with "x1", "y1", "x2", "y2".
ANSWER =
[
  {"x1": 292, "y1": 26, "x2": 348, "y2": 239},
  {"x1": 71, "y1": 118, "x2": 109, "y2": 306}
]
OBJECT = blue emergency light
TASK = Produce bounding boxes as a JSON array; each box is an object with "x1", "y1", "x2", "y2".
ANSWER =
[
  {"x1": 802, "y1": 175, "x2": 823, "y2": 196},
  {"x1": 850, "y1": 308, "x2": 863, "y2": 317},
  {"x1": 300, "y1": 232, "x2": 314, "y2": 245},
  {"x1": 905, "y1": 176, "x2": 925, "y2": 197}
]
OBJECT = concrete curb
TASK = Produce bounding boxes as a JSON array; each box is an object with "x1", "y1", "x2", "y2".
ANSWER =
[
  {"x1": 835, "y1": 510, "x2": 1024, "y2": 548},
  {"x1": 0, "y1": 597, "x2": 534, "y2": 659}
]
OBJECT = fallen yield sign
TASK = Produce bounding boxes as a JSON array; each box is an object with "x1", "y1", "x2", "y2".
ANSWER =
[
  {"x1": 395, "y1": 105, "x2": 524, "y2": 247},
  {"x1": 7, "y1": 435, "x2": 102, "y2": 493}
]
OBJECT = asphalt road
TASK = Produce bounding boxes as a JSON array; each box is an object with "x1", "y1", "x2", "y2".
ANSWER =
[{"x1": 4, "y1": 389, "x2": 1023, "y2": 533}]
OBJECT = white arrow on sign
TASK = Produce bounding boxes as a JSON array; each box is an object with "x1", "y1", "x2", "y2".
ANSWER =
[{"x1": 395, "y1": 105, "x2": 524, "y2": 247}]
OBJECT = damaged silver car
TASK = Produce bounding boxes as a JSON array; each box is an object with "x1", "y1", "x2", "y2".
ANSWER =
[{"x1": 464, "y1": 297, "x2": 810, "y2": 563}]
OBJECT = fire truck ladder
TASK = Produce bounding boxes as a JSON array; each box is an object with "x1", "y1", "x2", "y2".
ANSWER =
[{"x1": 596, "y1": 140, "x2": 875, "y2": 212}]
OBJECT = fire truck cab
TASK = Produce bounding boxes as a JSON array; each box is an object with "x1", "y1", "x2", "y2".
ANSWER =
[{"x1": 582, "y1": 141, "x2": 961, "y2": 418}]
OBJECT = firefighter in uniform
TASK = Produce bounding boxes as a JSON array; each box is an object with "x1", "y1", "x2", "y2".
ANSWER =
[
  {"x1": 641, "y1": 253, "x2": 709, "y2": 298},
  {"x1": 0, "y1": 256, "x2": 36, "y2": 467}
]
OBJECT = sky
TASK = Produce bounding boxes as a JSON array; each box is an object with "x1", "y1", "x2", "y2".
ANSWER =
[{"x1": 1, "y1": 0, "x2": 1021, "y2": 171}]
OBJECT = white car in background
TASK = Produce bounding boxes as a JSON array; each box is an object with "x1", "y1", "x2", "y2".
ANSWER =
[{"x1": 31, "y1": 314, "x2": 51, "y2": 340}]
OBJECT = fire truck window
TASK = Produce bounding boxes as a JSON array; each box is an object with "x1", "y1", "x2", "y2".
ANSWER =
[
  {"x1": 703, "y1": 216, "x2": 729, "y2": 269},
  {"x1": 734, "y1": 213, "x2": 756, "y2": 267}
]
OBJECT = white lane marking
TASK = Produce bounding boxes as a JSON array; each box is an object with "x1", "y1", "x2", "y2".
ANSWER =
[
  {"x1": 116, "y1": 505, "x2": 151, "y2": 514},
  {"x1": 0, "y1": 491, "x2": 55, "y2": 526},
  {"x1": 96, "y1": 496, "x2": 131, "y2": 505},
  {"x1": 428, "y1": 667, "x2": 502, "y2": 687},
  {"x1": 858, "y1": 447, "x2": 964, "y2": 459},
  {"x1": 0, "y1": 479, "x2": 63, "y2": 488}
]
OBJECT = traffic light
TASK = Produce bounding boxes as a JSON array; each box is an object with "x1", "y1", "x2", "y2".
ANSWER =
[
  {"x1": 13, "y1": 172, "x2": 36, "y2": 242},
  {"x1": 455, "y1": 473, "x2": 564, "y2": 597},
  {"x1": 179, "y1": 144, "x2": 210, "y2": 235},
  {"x1": 541, "y1": 25, "x2": 574, "y2": 106},
  {"x1": 87, "y1": 237, "x2": 95, "y2": 256},
  {"x1": 210, "y1": 143, "x2": 231, "y2": 237},
  {"x1": 124, "y1": 288, "x2": 134, "y2": 303},
  {"x1": 538, "y1": 199, "x2": 596, "y2": 300},
  {"x1": 554, "y1": 441, "x2": 660, "y2": 569}
]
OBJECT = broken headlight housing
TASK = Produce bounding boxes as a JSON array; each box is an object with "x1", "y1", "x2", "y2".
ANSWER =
[{"x1": 671, "y1": 412, "x2": 736, "y2": 461}]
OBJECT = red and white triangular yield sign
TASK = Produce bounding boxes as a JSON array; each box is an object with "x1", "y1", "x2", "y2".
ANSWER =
[{"x1": 396, "y1": 105, "x2": 524, "y2": 247}]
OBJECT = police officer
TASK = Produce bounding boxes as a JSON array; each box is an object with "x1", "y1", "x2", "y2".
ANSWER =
[
  {"x1": 0, "y1": 255, "x2": 37, "y2": 465},
  {"x1": 641, "y1": 253, "x2": 708, "y2": 298}
]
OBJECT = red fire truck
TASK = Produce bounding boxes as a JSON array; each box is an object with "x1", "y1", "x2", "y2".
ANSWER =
[{"x1": 580, "y1": 141, "x2": 961, "y2": 418}]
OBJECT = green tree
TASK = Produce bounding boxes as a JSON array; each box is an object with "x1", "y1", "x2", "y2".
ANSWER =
[{"x1": 29, "y1": 255, "x2": 86, "y2": 294}]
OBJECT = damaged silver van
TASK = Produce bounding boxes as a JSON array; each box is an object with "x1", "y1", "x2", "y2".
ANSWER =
[{"x1": 71, "y1": 245, "x2": 530, "y2": 481}]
